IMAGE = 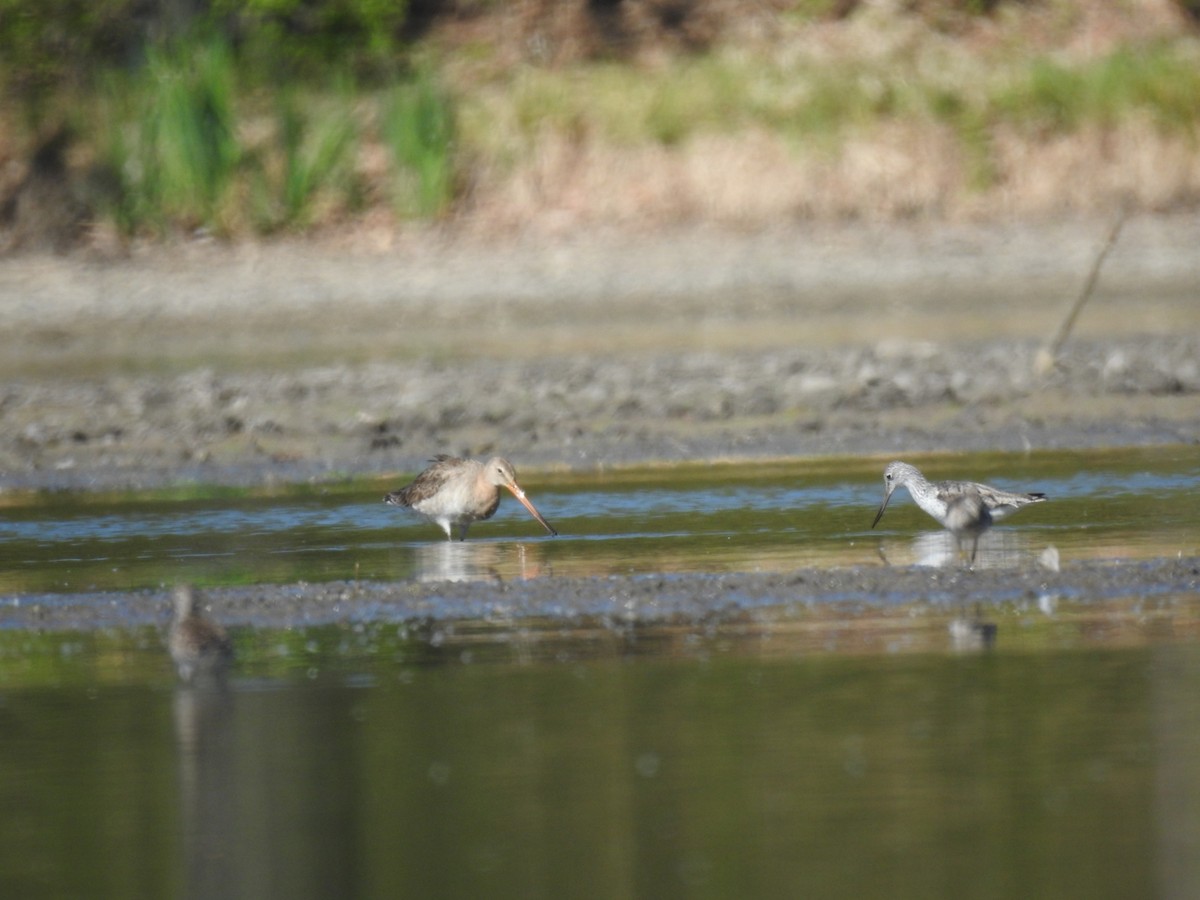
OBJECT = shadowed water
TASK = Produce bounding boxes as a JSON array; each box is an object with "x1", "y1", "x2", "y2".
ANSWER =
[{"x1": 3, "y1": 639, "x2": 1199, "y2": 899}]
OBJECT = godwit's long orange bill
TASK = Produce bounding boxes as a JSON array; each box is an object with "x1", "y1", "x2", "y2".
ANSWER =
[{"x1": 506, "y1": 484, "x2": 557, "y2": 536}]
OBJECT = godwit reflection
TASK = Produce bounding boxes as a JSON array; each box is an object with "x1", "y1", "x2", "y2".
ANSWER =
[{"x1": 411, "y1": 540, "x2": 551, "y2": 583}]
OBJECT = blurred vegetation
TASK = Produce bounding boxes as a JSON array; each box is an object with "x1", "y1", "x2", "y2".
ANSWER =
[
  {"x1": 105, "y1": 39, "x2": 241, "y2": 232},
  {"x1": 1, "y1": 0, "x2": 1198, "y2": 243},
  {"x1": 381, "y1": 72, "x2": 458, "y2": 218}
]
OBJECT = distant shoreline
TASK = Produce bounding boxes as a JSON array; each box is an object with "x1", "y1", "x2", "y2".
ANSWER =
[{"x1": 1, "y1": 213, "x2": 1197, "y2": 492}]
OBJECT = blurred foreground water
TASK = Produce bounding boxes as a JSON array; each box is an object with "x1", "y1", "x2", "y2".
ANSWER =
[{"x1": 3, "y1": 640, "x2": 1199, "y2": 898}]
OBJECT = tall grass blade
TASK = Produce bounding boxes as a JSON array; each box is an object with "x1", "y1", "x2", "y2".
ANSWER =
[{"x1": 382, "y1": 73, "x2": 456, "y2": 219}]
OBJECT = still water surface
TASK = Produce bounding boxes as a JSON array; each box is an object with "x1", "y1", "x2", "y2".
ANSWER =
[
  {"x1": 1, "y1": 447, "x2": 1198, "y2": 898},
  {"x1": 1, "y1": 447, "x2": 1196, "y2": 594},
  {"x1": 3, "y1": 642, "x2": 1199, "y2": 898}
]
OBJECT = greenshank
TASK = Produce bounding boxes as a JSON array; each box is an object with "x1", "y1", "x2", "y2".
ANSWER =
[
  {"x1": 942, "y1": 488, "x2": 992, "y2": 563},
  {"x1": 871, "y1": 460, "x2": 1046, "y2": 562}
]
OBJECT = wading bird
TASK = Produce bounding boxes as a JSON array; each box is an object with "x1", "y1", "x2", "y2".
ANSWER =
[
  {"x1": 871, "y1": 460, "x2": 1046, "y2": 563},
  {"x1": 169, "y1": 585, "x2": 233, "y2": 683},
  {"x1": 384, "y1": 455, "x2": 557, "y2": 541}
]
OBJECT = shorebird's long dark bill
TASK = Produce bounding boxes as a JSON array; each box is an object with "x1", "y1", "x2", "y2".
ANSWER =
[
  {"x1": 507, "y1": 486, "x2": 558, "y2": 536},
  {"x1": 871, "y1": 490, "x2": 893, "y2": 529}
]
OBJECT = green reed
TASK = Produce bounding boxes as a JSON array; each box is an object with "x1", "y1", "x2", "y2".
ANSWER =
[
  {"x1": 251, "y1": 87, "x2": 360, "y2": 231},
  {"x1": 380, "y1": 72, "x2": 457, "y2": 219}
]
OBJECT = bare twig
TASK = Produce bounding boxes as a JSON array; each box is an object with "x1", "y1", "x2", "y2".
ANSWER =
[{"x1": 1034, "y1": 208, "x2": 1127, "y2": 375}]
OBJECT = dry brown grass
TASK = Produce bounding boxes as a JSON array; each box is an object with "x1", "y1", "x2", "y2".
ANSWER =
[
  {"x1": 3, "y1": 0, "x2": 1198, "y2": 249},
  {"x1": 432, "y1": 0, "x2": 1200, "y2": 235},
  {"x1": 456, "y1": 117, "x2": 1200, "y2": 235}
]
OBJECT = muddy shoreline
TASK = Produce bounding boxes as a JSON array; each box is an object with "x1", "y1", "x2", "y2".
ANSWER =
[
  {"x1": 2, "y1": 214, "x2": 1199, "y2": 492},
  {"x1": 5, "y1": 555, "x2": 1198, "y2": 630},
  {"x1": 1, "y1": 215, "x2": 1198, "y2": 637}
]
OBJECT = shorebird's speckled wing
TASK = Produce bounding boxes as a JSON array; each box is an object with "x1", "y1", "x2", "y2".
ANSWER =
[
  {"x1": 935, "y1": 478, "x2": 1046, "y2": 521},
  {"x1": 873, "y1": 460, "x2": 1047, "y2": 533},
  {"x1": 389, "y1": 455, "x2": 475, "y2": 508}
]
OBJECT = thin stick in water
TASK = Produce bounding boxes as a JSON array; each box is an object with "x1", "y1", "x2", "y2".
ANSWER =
[{"x1": 1034, "y1": 208, "x2": 1127, "y2": 376}]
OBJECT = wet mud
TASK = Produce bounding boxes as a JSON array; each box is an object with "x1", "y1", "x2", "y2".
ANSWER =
[
  {"x1": 3, "y1": 215, "x2": 1200, "y2": 491},
  {"x1": 5, "y1": 556, "x2": 1199, "y2": 644},
  {"x1": 1, "y1": 215, "x2": 1198, "y2": 636}
]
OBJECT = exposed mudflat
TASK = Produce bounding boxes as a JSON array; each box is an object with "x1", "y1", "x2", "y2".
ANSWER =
[
  {"x1": 9, "y1": 556, "x2": 1200, "y2": 662},
  {"x1": 1, "y1": 214, "x2": 1198, "y2": 637},
  {"x1": 2, "y1": 214, "x2": 1199, "y2": 491},
  {"x1": 2, "y1": 554, "x2": 1200, "y2": 628}
]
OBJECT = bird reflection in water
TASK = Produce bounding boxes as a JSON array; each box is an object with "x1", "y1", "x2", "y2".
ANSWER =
[
  {"x1": 411, "y1": 540, "x2": 550, "y2": 583},
  {"x1": 880, "y1": 528, "x2": 1041, "y2": 569},
  {"x1": 169, "y1": 585, "x2": 238, "y2": 898}
]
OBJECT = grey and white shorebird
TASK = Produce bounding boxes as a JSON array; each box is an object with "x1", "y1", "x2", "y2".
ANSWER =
[
  {"x1": 941, "y1": 488, "x2": 992, "y2": 564},
  {"x1": 384, "y1": 455, "x2": 557, "y2": 541},
  {"x1": 871, "y1": 460, "x2": 1047, "y2": 563},
  {"x1": 168, "y1": 585, "x2": 234, "y2": 682}
]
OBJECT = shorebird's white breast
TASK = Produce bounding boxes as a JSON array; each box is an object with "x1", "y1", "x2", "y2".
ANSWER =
[
  {"x1": 907, "y1": 483, "x2": 949, "y2": 525},
  {"x1": 414, "y1": 478, "x2": 495, "y2": 522}
]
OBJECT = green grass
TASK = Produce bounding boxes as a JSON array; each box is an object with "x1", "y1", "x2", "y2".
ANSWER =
[
  {"x1": 252, "y1": 86, "x2": 361, "y2": 231},
  {"x1": 380, "y1": 71, "x2": 458, "y2": 218},
  {"x1": 140, "y1": 40, "x2": 239, "y2": 227},
  {"x1": 94, "y1": 43, "x2": 460, "y2": 233},
  {"x1": 101, "y1": 39, "x2": 242, "y2": 234},
  {"x1": 994, "y1": 44, "x2": 1200, "y2": 135},
  {"x1": 22, "y1": 16, "x2": 1200, "y2": 236}
]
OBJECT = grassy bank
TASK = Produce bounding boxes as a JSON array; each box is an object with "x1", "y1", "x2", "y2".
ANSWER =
[{"x1": 1, "y1": 0, "x2": 1198, "y2": 248}]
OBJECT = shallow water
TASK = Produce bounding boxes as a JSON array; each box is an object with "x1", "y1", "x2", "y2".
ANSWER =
[
  {"x1": 3, "y1": 637, "x2": 1199, "y2": 899},
  {"x1": 0, "y1": 447, "x2": 1196, "y2": 595},
  {"x1": 2, "y1": 447, "x2": 1199, "y2": 898}
]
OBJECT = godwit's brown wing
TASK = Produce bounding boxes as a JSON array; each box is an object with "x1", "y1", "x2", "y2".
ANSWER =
[{"x1": 384, "y1": 455, "x2": 475, "y2": 509}]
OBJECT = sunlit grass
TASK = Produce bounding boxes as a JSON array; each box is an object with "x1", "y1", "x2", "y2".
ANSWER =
[
  {"x1": 48, "y1": 13, "x2": 1200, "y2": 235},
  {"x1": 103, "y1": 39, "x2": 241, "y2": 233},
  {"x1": 994, "y1": 44, "x2": 1200, "y2": 135},
  {"x1": 459, "y1": 36, "x2": 1199, "y2": 158},
  {"x1": 449, "y1": 32, "x2": 1198, "y2": 217},
  {"x1": 249, "y1": 86, "x2": 360, "y2": 231},
  {"x1": 380, "y1": 71, "x2": 457, "y2": 219}
]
